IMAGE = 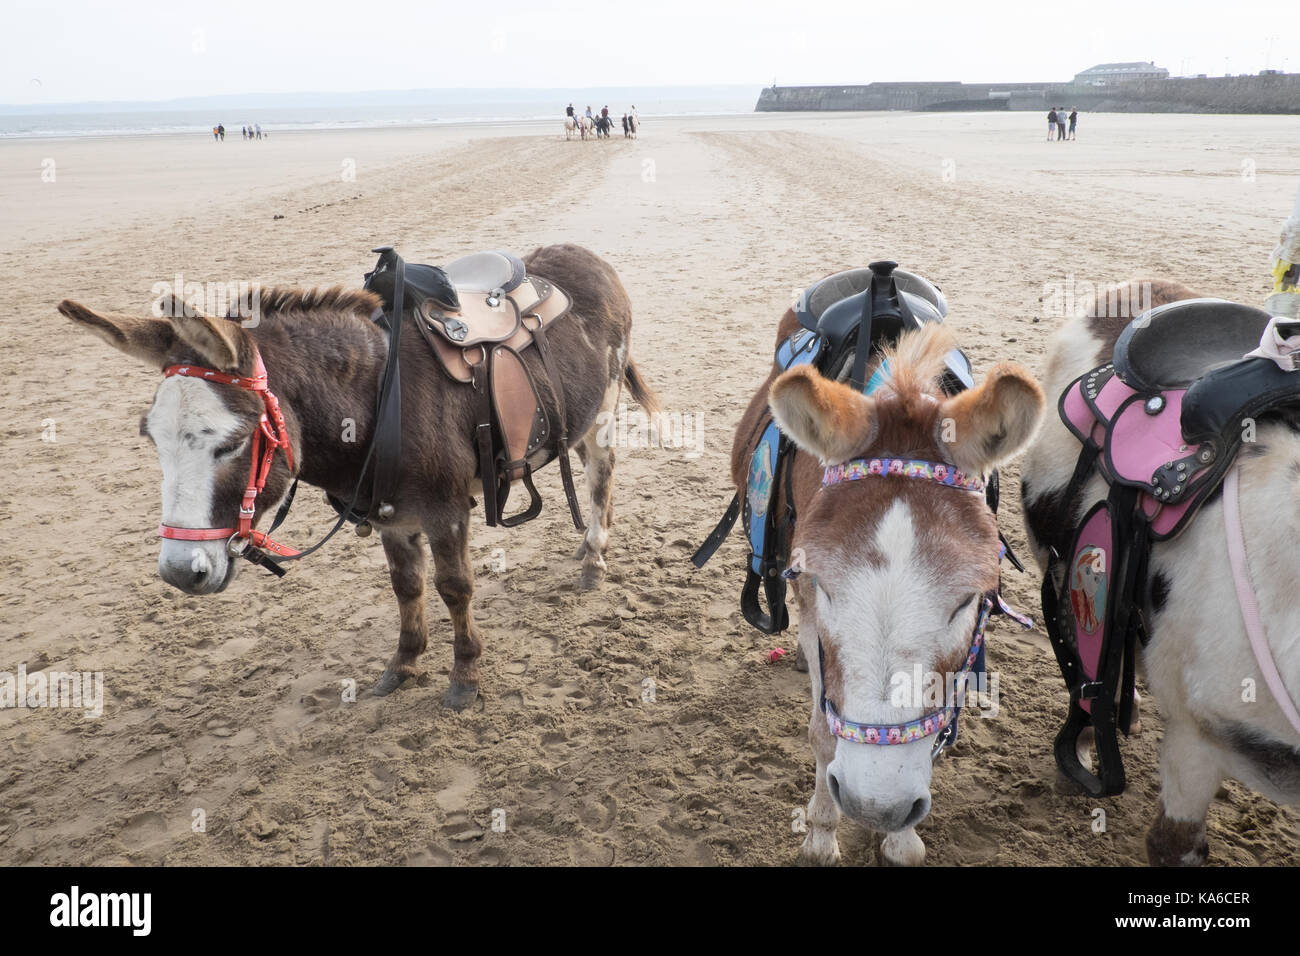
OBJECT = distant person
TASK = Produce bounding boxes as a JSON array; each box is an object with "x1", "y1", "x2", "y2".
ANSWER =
[
  {"x1": 621, "y1": 113, "x2": 629, "y2": 136},
  {"x1": 601, "y1": 105, "x2": 609, "y2": 119},
  {"x1": 565, "y1": 103, "x2": 575, "y2": 119},
  {"x1": 213, "y1": 125, "x2": 219, "y2": 142},
  {"x1": 1068, "y1": 108, "x2": 1078, "y2": 140},
  {"x1": 631, "y1": 104, "x2": 639, "y2": 124},
  {"x1": 585, "y1": 105, "x2": 593, "y2": 119},
  {"x1": 218, "y1": 123, "x2": 225, "y2": 141},
  {"x1": 255, "y1": 123, "x2": 262, "y2": 140},
  {"x1": 1046, "y1": 108, "x2": 1057, "y2": 141},
  {"x1": 241, "y1": 126, "x2": 247, "y2": 140},
  {"x1": 1056, "y1": 108, "x2": 1066, "y2": 141}
]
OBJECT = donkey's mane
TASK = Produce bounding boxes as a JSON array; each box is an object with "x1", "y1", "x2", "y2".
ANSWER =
[
  {"x1": 877, "y1": 323, "x2": 958, "y2": 405},
  {"x1": 253, "y1": 285, "x2": 382, "y2": 320}
]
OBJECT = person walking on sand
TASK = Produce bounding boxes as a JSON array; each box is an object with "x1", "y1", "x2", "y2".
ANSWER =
[
  {"x1": 1068, "y1": 108, "x2": 1078, "y2": 140},
  {"x1": 1056, "y1": 108, "x2": 1066, "y2": 141},
  {"x1": 218, "y1": 123, "x2": 225, "y2": 141},
  {"x1": 1046, "y1": 108, "x2": 1057, "y2": 141},
  {"x1": 255, "y1": 123, "x2": 262, "y2": 140}
]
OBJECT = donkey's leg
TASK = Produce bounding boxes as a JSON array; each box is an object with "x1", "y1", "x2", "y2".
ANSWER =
[
  {"x1": 373, "y1": 529, "x2": 428, "y2": 697},
  {"x1": 574, "y1": 380, "x2": 620, "y2": 590},
  {"x1": 799, "y1": 708, "x2": 842, "y2": 865},
  {"x1": 1146, "y1": 716, "x2": 1219, "y2": 866},
  {"x1": 425, "y1": 505, "x2": 482, "y2": 711}
]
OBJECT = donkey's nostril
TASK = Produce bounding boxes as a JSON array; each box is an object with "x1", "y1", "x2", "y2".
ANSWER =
[{"x1": 902, "y1": 795, "x2": 931, "y2": 829}]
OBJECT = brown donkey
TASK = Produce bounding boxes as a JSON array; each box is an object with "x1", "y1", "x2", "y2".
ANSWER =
[
  {"x1": 733, "y1": 319, "x2": 1043, "y2": 864},
  {"x1": 57, "y1": 243, "x2": 657, "y2": 709}
]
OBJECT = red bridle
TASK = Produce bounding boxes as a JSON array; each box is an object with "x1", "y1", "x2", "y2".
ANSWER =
[{"x1": 156, "y1": 352, "x2": 300, "y2": 559}]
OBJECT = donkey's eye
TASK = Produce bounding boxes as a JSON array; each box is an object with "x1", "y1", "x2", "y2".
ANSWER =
[
  {"x1": 212, "y1": 438, "x2": 246, "y2": 460},
  {"x1": 948, "y1": 593, "x2": 979, "y2": 625}
]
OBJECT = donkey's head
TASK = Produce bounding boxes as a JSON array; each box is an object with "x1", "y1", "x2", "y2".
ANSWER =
[
  {"x1": 57, "y1": 297, "x2": 297, "y2": 594},
  {"x1": 770, "y1": 325, "x2": 1044, "y2": 833}
]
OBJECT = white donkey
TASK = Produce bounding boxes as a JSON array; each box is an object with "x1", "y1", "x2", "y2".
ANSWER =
[{"x1": 1021, "y1": 193, "x2": 1300, "y2": 863}]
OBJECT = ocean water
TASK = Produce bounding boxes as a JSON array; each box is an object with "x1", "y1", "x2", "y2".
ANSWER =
[{"x1": 0, "y1": 87, "x2": 760, "y2": 139}]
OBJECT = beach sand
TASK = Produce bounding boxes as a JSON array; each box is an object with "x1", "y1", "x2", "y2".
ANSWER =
[{"x1": 2, "y1": 110, "x2": 1298, "y2": 865}]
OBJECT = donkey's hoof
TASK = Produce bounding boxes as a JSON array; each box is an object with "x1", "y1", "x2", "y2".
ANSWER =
[
  {"x1": 442, "y1": 682, "x2": 479, "y2": 711},
  {"x1": 797, "y1": 833, "x2": 841, "y2": 866},
  {"x1": 578, "y1": 563, "x2": 606, "y2": 591},
  {"x1": 1146, "y1": 811, "x2": 1210, "y2": 867},
  {"x1": 878, "y1": 829, "x2": 926, "y2": 867},
  {"x1": 371, "y1": 669, "x2": 410, "y2": 697},
  {"x1": 574, "y1": 539, "x2": 589, "y2": 560}
]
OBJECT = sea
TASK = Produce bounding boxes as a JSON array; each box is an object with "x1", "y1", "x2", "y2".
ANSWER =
[{"x1": 0, "y1": 86, "x2": 760, "y2": 139}]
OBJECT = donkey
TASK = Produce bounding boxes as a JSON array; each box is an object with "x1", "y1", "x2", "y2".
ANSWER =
[
  {"x1": 1022, "y1": 280, "x2": 1300, "y2": 865},
  {"x1": 734, "y1": 319, "x2": 1044, "y2": 865},
  {"x1": 56, "y1": 243, "x2": 656, "y2": 709}
]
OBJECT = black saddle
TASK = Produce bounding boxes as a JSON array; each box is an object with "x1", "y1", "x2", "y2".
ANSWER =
[
  {"x1": 1114, "y1": 299, "x2": 1275, "y2": 389},
  {"x1": 796, "y1": 260, "x2": 968, "y2": 394},
  {"x1": 1114, "y1": 298, "x2": 1300, "y2": 446}
]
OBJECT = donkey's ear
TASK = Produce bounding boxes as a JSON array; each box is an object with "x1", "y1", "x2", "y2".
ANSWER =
[
  {"x1": 769, "y1": 365, "x2": 876, "y2": 465},
  {"x1": 169, "y1": 305, "x2": 247, "y2": 373},
  {"x1": 938, "y1": 362, "x2": 1045, "y2": 474},
  {"x1": 57, "y1": 300, "x2": 176, "y2": 368}
]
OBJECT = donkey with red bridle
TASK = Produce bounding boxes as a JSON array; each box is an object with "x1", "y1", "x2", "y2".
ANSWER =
[
  {"x1": 701, "y1": 263, "x2": 1045, "y2": 864},
  {"x1": 57, "y1": 243, "x2": 656, "y2": 709}
]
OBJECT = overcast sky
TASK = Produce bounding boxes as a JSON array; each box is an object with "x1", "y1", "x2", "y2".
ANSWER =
[{"x1": 6, "y1": 0, "x2": 1298, "y2": 105}]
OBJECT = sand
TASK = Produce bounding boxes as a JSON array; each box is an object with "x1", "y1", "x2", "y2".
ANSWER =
[{"x1": 2, "y1": 110, "x2": 1299, "y2": 865}]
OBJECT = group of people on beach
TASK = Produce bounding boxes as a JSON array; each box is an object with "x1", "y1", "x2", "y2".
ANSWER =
[
  {"x1": 210, "y1": 123, "x2": 266, "y2": 141},
  {"x1": 1047, "y1": 107, "x2": 1078, "y2": 141},
  {"x1": 565, "y1": 102, "x2": 639, "y2": 138}
]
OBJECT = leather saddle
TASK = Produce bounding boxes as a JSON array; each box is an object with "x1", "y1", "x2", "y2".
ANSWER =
[
  {"x1": 362, "y1": 248, "x2": 583, "y2": 530},
  {"x1": 1063, "y1": 299, "x2": 1300, "y2": 539}
]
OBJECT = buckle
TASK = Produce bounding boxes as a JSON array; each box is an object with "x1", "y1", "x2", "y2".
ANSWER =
[{"x1": 1079, "y1": 680, "x2": 1103, "y2": 701}]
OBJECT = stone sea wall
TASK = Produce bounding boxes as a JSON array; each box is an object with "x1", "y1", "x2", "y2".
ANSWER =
[{"x1": 755, "y1": 74, "x2": 1300, "y2": 114}]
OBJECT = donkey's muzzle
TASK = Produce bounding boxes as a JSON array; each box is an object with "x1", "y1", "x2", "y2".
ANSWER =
[{"x1": 159, "y1": 541, "x2": 233, "y2": 595}]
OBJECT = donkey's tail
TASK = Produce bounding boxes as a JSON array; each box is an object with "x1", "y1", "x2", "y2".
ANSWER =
[{"x1": 623, "y1": 358, "x2": 661, "y2": 417}]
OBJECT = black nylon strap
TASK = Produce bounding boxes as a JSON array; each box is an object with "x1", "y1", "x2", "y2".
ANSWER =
[
  {"x1": 474, "y1": 359, "x2": 499, "y2": 525},
  {"x1": 369, "y1": 254, "x2": 405, "y2": 512}
]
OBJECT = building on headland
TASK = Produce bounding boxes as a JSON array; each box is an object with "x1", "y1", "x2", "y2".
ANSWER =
[
  {"x1": 1074, "y1": 62, "x2": 1170, "y2": 85},
  {"x1": 756, "y1": 65, "x2": 1300, "y2": 114}
]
